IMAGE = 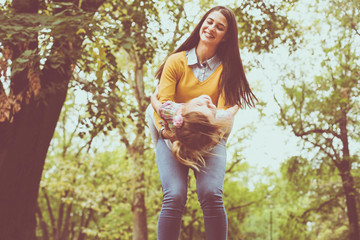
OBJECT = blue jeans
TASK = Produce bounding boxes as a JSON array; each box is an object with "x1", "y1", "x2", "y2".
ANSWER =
[{"x1": 156, "y1": 138, "x2": 228, "y2": 240}]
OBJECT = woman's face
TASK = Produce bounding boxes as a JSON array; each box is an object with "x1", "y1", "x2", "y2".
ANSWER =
[
  {"x1": 199, "y1": 10, "x2": 228, "y2": 48},
  {"x1": 185, "y1": 95, "x2": 217, "y2": 120}
]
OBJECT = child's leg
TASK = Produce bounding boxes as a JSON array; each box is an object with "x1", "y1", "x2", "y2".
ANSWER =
[
  {"x1": 195, "y1": 140, "x2": 228, "y2": 240},
  {"x1": 156, "y1": 138, "x2": 189, "y2": 240}
]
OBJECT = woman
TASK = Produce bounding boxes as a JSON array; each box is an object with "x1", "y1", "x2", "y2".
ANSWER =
[{"x1": 153, "y1": 5, "x2": 257, "y2": 240}]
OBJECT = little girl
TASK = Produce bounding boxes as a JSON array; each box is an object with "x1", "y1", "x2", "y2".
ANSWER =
[{"x1": 147, "y1": 88, "x2": 238, "y2": 171}]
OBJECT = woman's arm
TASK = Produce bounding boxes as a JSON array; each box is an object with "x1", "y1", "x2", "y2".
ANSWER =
[
  {"x1": 151, "y1": 86, "x2": 161, "y2": 116},
  {"x1": 157, "y1": 53, "x2": 183, "y2": 102},
  {"x1": 151, "y1": 86, "x2": 177, "y2": 141},
  {"x1": 154, "y1": 54, "x2": 184, "y2": 137}
]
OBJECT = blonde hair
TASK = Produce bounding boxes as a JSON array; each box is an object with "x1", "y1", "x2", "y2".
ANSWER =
[{"x1": 171, "y1": 109, "x2": 231, "y2": 171}]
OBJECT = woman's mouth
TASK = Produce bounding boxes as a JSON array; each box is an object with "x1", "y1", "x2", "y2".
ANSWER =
[{"x1": 204, "y1": 31, "x2": 214, "y2": 39}]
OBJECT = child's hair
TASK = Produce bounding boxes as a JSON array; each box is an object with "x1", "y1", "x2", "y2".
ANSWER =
[{"x1": 171, "y1": 110, "x2": 231, "y2": 171}]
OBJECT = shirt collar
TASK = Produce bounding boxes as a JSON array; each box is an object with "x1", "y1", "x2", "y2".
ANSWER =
[
  {"x1": 206, "y1": 54, "x2": 220, "y2": 70},
  {"x1": 186, "y1": 47, "x2": 220, "y2": 70},
  {"x1": 186, "y1": 47, "x2": 198, "y2": 66}
]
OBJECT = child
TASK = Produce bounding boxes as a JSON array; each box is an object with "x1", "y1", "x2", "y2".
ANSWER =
[{"x1": 147, "y1": 88, "x2": 238, "y2": 171}]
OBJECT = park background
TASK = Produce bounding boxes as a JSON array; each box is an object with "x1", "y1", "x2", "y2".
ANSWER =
[{"x1": 0, "y1": 0, "x2": 359, "y2": 239}]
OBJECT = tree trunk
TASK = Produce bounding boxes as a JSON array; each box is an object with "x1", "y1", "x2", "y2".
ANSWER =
[
  {"x1": 0, "y1": 78, "x2": 70, "y2": 239},
  {"x1": 130, "y1": 61, "x2": 148, "y2": 240},
  {"x1": 339, "y1": 168, "x2": 359, "y2": 240},
  {"x1": 0, "y1": 3, "x2": 70, "y2": 238},
  {"x1": 36, "y1": 202, "x2": 50, "y2": 240},
  {"x1": 338, "y1": 111, "x2": 359, "y2": 240},
  {"x1": 0, "y1": 1, "x2": 104, "y2": 238},
  {"x1": 131, "y1": 146, "x2": 148, "y2": 240}
]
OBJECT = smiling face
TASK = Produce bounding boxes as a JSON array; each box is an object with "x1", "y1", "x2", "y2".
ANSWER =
[
  {"x1": 184, "y1": 95, "x2": 217, "y2": 121},
  {"x1": 199, "y1": 10, "x2": 228, "y2": 47}
]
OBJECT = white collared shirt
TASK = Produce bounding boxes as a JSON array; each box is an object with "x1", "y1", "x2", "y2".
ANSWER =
[{"x1": 185, "y1": 47, "x2": 222, "y2": 82}]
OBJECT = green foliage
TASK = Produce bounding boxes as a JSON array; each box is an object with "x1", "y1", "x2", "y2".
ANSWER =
[
  {"x1": 0, "y1": 2, "x2": 98, "y2": 76},
  {"x1": 95, "y1": 0, "x2": 159, "y2": 65},
  {"x1": 234, "y1": 0, "x2": 302, "y2": 53},
  {"x1": 225, "y1": 165, "x2": 272, "y2": 240},
  {"x1": 272, "y1": 154, "x2": 350, "y2": 240},
  {"x1": 39, "y1": 136, "x2": 133, "y2": 239},
  {"x1": 37, "y1": 90, "x2": 162, "y2": 239},
  {"x1": 274, "y1": 0, "x2": 360, "y2": 238}
]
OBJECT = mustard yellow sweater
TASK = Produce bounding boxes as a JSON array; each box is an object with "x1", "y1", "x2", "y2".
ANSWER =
[{"x1": 155, "y1": 51, "x2": 229, "y2": 131}]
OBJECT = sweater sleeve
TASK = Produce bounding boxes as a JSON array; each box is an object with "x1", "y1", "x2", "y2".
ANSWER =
[
  {"x1": 158, "y1": 53, "x2": 184, "y2": 102},
  {"x1": 155, "y1": 53, "x2": 185, "y2": 132}
]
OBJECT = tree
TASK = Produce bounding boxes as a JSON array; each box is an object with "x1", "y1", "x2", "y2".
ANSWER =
[
  {"x1": 275, "y1": 0, "x2": 360, "y2": 238},
  {"x1": 277, "y1": 155, "x2": 352, "y2": 240},
  {"x1": 0, "y1": 1, "x2": 108, "y2": 239},
  {"x1": 85, "y1": 1, "x2": 160, "y2": 238}
]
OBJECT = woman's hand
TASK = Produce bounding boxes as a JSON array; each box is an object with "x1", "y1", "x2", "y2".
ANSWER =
[
  {"x1": 161, "y1": 123, "x2": 176, "y2": 142},
  {"x1": 162, "y1": 130, "x2": 176, "y2": 142}
]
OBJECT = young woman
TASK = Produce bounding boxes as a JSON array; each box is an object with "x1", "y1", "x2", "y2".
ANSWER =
[{"x1": 152, "y1": 5, "x2": 257, "y2": 240}]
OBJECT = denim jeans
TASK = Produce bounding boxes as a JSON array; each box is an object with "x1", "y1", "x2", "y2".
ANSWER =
[{"x1": 156, "y1": 138, "x2": 228, "y2": 240}]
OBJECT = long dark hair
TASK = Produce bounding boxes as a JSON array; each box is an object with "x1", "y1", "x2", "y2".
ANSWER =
[{"x1": 155, "y1": 6, "x2": 257, "y2": 108}]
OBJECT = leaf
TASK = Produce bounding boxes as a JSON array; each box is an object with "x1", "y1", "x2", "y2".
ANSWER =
[
  {"x1": 76, "y1": 28, "x2": 86, "y2": 35},
  {"x1": 122, "y1": 43, "x2": 132, "y2": 50}
]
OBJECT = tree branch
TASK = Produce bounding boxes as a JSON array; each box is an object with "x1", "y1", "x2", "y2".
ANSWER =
[
  {"x1": 352, "y1": 25, "x2": 360, "y2": 37},
  {"x1": 226, "y1": 158, "x2": 242, "y2": 173},
  {"x1": 294, "y1": 128, "x2": 341, "y2": 139},
  {"x1": 62, "y1": 114, "x2": 81, "y2": 158},
  {"x1": 119, "y1": 124, "x2": 130, "y2": 149},
  {"x1": 301, "y1": 135, "x2": 340, "y2": 166},
  {"x1": 228, "y1": 198, "x2": 263, "y2": 211},
  {"x1": 42, "y1": 187, "x2": 56, "y2": 238},
  {"x1": 60, "y1": 203, "x2": 73, "y2": 240},
  {"x1": 300, "y1": 196, "x2": 338, "y2": 220},
  {"x1": 36, "y1": 201, "x2": 50, "y2": 240},
  {"x1": 56, "y1": 190, "x2": 70, "y2": 240}
]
